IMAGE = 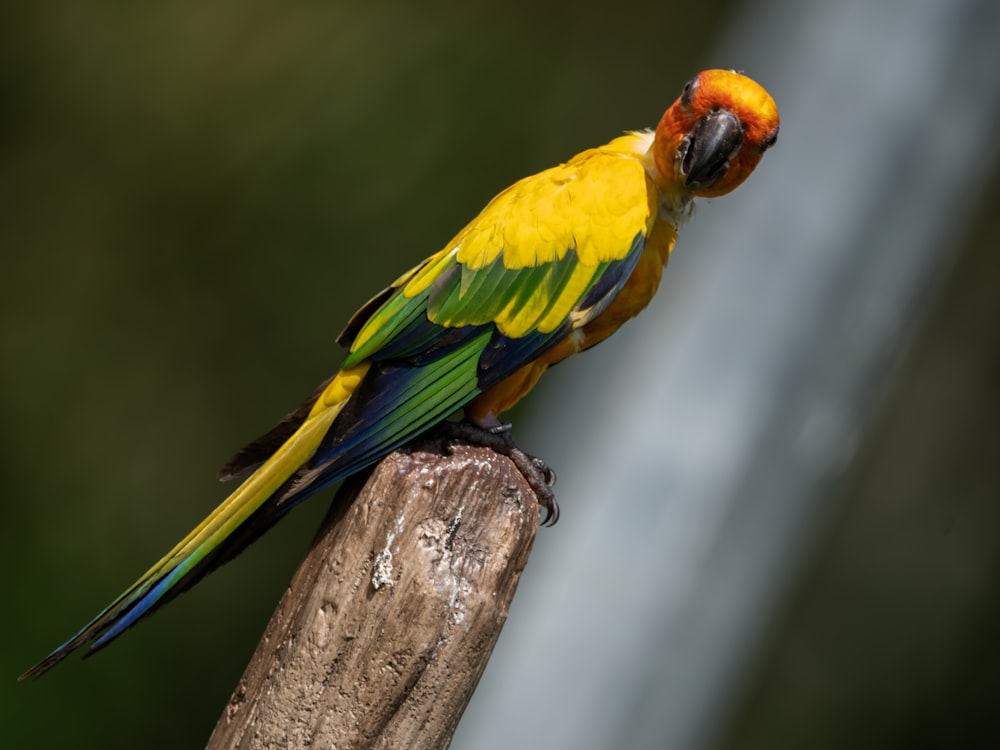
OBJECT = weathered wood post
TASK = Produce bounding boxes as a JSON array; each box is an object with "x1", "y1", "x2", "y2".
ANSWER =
[{"x1": 207, "y1": 436, "x2": 540, "y2": 749}]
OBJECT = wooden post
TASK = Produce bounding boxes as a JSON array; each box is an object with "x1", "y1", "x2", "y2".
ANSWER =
[{"x1": 206, "y1": 436, "x2": 540, "y2": 749}]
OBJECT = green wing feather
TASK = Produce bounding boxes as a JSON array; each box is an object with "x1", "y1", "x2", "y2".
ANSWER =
[{"x1": 311, "y1": 146, "x2": 659, "y2": 491}]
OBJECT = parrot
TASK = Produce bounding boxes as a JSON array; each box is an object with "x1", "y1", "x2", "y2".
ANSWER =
[{"x1": 21, "y1": 68, "x2": 779, "y2": 679}]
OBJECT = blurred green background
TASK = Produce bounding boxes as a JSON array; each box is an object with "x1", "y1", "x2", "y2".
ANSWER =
[{"x1": 3, "y1": 1, "x2": 998, "y2": 749}]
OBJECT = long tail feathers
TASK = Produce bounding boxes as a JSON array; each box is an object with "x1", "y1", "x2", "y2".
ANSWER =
[{"x1": 19, "y1": 365, "x2": 368, "y2": 680}]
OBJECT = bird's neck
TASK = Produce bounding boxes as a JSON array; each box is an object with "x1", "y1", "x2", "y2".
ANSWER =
[{"x1": 608, "y1": 130, "x2": 695, "y2": 228}]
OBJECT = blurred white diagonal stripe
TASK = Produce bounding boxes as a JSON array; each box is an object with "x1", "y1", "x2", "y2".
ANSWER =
[{"x1": 456, "y1": 0, "x2": 1000, "y2": 748}]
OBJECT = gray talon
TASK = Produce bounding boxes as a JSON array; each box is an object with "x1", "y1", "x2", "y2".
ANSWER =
[{"x1": 437, "y1": 422, "x2": 560, "y2": 525}]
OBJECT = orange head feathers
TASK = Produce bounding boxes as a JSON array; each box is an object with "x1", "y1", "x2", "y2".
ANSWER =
[{"x1": 653, "y1": 69, "x2": 779, "y2": 198}]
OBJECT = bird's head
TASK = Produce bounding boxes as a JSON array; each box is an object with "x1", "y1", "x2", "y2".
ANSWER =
[{"x1": 653, "y1": 69, "x2": 779, "y2": 198}]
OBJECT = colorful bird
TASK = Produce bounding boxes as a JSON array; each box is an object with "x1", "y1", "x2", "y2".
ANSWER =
[{"x1": 22, "y1": 69, "x2": 779, "y2": 679}]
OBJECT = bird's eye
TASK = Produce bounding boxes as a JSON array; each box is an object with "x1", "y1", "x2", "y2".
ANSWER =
[
  {"x1": 758, "y1": 127, "x2": 779, "y2": 153},
  {"x1": 680, "y1": 77, "x2": 698, "y2": 108}
]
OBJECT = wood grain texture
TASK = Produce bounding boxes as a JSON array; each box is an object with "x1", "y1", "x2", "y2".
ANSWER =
[{"x1": 207, "y1": 436, "x2": 541, "y2": 750}]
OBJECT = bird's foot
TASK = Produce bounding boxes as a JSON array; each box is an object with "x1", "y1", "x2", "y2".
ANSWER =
[{"x1": 439, "y1": 421, "x2": 559, "y2": 526}]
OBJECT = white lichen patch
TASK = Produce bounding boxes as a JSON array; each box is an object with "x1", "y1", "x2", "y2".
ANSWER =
[
  {"x1": 444, "y1": 573, "x2": 471, "y2": 625},
  {"x1": 371, "y1": 512, "x2": 405, "y2": 590},
  {"x1": 371, "y1": 548, "x2": 393, "y2": 590}
]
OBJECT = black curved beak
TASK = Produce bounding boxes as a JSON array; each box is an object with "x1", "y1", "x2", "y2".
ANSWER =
[{"x1": 679, "y1": 109, "x2": 744, "y2": 191}]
